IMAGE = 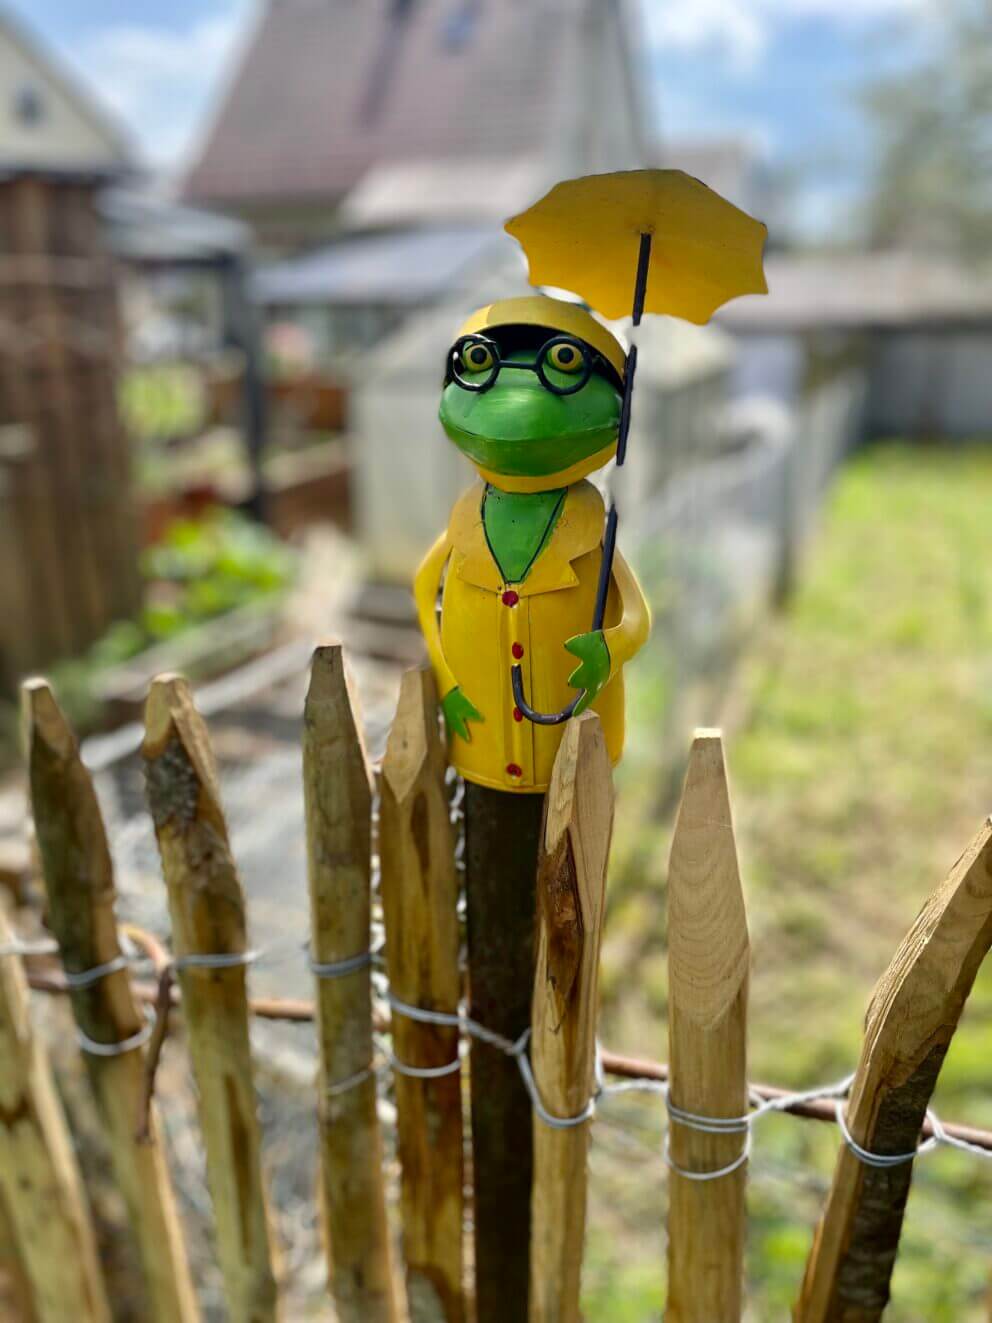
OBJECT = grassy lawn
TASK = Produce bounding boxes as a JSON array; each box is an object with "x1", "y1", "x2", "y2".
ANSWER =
[{"x1": 587, "y1": 443, "x2": 992, "y2": 1321}]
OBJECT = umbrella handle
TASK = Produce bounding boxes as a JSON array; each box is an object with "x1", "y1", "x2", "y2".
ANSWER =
[
  {"x1": 511, "y1": 233, "x2": 651, "y2": 727},
  {"x1": 510, "y1": 505, "x2": 619, "y2": 726}
]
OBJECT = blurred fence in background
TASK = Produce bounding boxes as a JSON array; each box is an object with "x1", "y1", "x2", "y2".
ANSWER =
[{"x1": 623, "y1": 362, "x2": 866, "y2": 781}]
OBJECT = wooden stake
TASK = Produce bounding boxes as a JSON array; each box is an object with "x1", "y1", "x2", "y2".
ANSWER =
[
  {"x1": 0, "y1": 908, "x2": 111, "y2": 1323},
  {"x1": 665, "y1": 730, "x2": 749, "y2": 1323},
  {"x1": 379, "y1": 668, "x2": 464, "y2": 1323},
  {"x1": 143, "y1": 674, "x2": 280, "y2": 1323},
  {"x1": 796, "y1": 817, "x2": 992, "y2": 1323},
  {"x1": 529, "y1": 712, "x2": 614, "y2": 1323},
  {"x1": 463, "y1": 782, "x2": 543, "y2": 1323},
  {"x1": 302, "y1": 645, "x2": 398, "y2": 1323},
  {"x1": 22, "y1": 679, "x2": 199, "y2": 1323}
]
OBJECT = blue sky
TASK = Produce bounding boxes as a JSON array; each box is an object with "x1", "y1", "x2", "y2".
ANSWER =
[{"x1": 14, "y1": 0, "x2": 929, "y2": 236}]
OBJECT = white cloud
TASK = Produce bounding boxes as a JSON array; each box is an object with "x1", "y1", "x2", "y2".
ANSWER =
[
  {"x1": 73, "y1": 3, "x2": 254, "y2": 170},
  {"x1": 642, "y1": 0, "x2": 766, "y2": 72},
  {"x1": 640, "y1": 0, "x2": 922, "y2": 71}
]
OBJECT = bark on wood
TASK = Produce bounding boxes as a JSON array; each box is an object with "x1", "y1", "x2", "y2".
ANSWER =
[
  {"x1": 302, "y1": 645, "x2": 398, "y2": 1323},
  {"x1": 529, "y1": 712, "x2": 614, "y2": 1323},
  {"x1": 665, "y1": 730, "x2": 750, "y2": 1323},
  {"x1": 0, "y1": 908, "x2": 111, "y2": 1323},
  {"x1": 796, "y1": 817, "x2": 992, "y2": 1323},
  {"x1": 22, "y1": 679, "x2": 199, "y2": 1323},
  {"x1": 379, "y1": 668, "x2": 464, "y2": 1323},
  {"x1": 143, "y1": 673, "x2": 280, "y2": 1323},
  {"x1": 463, "y1": 781, "x2": 543, "y2": 1323}
]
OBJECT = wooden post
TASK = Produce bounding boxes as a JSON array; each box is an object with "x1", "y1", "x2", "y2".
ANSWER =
[
  {"x1": 0, "y1": 909, "x2": 111, "y2": 1323},
  {"x1": 0, "y1": 1192, "x2": 36, "y2": 1323},
  {"x1": 143, "y1": 674, "x2": 280, "y2": 1323},
  {"x1": 379, "y1": 668, "x2": 464, "y2": 1323},
  {"x1": 529, "y1": 712, "x2": 614, "y2": 1323},
  {"x1": 796, "y1": 817, "x2": 992, "y2": 1323},
  {"x1": 22, "y1": 679, "x2": 199, "y2": 1323},
  {"x1": 463, "y1": 782, "x2": 543, "y2": 1323},
  {"x1": 302, "y1": 645, "x2": 398, "y2": 1323},
  {"x1": 665, "y1": 730, "x2": 750, "y2": 1323}
]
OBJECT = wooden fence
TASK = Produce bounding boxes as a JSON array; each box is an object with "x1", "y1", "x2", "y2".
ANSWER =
[
  {"x1": 0, "y1": 174, "x2": 140, "y2": 690},
  {"x1": 3, "y1": 646, "x2": 992, "y2": 1322}
]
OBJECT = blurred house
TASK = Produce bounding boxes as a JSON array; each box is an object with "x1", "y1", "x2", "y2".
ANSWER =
[
  {"x1": 184, "y1": 0, "x2": 648, "y2": 252},
  {"x1": 720, "y1": 251, "x2": 992, "y2": 439},
  {"x1": 0, "y1": 10, "x2": 131, "y2": 175},
  {"x1": 185, "y1": 0, "x2": 650, "y2": 367},
  {"x1": 0, "y1": 13, "x2": 139, "y2": 688}
]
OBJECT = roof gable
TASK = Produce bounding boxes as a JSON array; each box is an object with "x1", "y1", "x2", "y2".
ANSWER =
[{"x1": 0, "y1": 11, "x2": 132, "y2": 173}]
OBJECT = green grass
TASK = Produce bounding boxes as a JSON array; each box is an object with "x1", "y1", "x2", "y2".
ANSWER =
[{"x1": 590, "y1": 443, "x2": 992, "y2": 1321}]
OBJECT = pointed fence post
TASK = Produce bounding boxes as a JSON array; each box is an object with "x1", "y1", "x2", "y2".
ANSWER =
[
  {"x1": 379, "y1": 668, "x2": 464, "y2": 1323},
  {"x1": 796, "y1": 817, "x2": 992, "y2": 1323},
  {"x1": 302, "y1": 645, "x2": 398, "y2": 1323},
  {"x1": 529, "y1": 712, "x2": 614, "y2": 1323},
  {"x1": 22, "y1": 679, "x2": 199, "y2": 1323},
  {"x1": 143, "y1": 674, "x2": 280, "y2": 1323},
  {"x1": 665, "y1": 730, "x2": 749, "y2": 1323},
  {"x1": 0, "y1": 909, "x2": 111, "y2": 1323}
]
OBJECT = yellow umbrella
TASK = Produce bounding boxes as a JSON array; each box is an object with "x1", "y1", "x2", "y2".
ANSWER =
[{"x1": 504, "y1": 168, "x2": 767, "y2": 325}]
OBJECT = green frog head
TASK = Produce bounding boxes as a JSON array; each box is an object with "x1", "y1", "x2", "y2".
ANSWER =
[{"x1": 439, "y1": 295, "x2": 625, "y2": 494}]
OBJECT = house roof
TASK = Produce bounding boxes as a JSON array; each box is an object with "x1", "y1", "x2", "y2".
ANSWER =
[
  {"x1": 184, "y1": 0, "x2": 634, "y2": 211},
  {"x1": 336, "y1": 156, "x2": 548, "y2": 229},
  {"x1": 252, "y1": 224, "x2": 502, "y2": 305},
  {"x1": 100, "y1": 188, "x2": 253, "y2": 266},
  {"x1": 718, "y1": 251, "x2": 992, "y2": 333}
]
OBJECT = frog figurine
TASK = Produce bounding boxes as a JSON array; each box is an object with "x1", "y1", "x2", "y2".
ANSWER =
[{"x1": 414, "y1": 294, "x2": 650, "y2": 794}]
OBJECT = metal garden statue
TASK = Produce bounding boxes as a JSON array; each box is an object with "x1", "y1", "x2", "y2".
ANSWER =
[{"x1": 415, "y1": 169, "x2": 768, "y2": 792}]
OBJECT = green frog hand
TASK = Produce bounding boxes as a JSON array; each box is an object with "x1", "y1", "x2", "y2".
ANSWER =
[
  {"x1": 441, "y1": 686, "x2": 484, "y2": 742},
  {"x1": 565, "y1": 630, "x2": 611, "y2": 715}
]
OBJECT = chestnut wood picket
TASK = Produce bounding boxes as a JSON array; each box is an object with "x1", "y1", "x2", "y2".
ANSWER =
[{"x1": 4, "y1": 654, "x2": 992, "y2": 1323}]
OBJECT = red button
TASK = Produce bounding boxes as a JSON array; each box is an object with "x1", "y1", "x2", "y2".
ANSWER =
[
  {"x1": 512, "y1": 642, "x2": 524, "y2": 659},
  {"x1": 513, "y1": 707, "x2": 523, "y2": 723},
  {"x1": 501, "y1": 590, "x2": 519, "y2": 606},
  {"x1": 506, "y1": 763, "x2": 522, "y2": 777}
]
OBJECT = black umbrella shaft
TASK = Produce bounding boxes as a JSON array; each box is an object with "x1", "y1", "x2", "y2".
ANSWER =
[
  {"x1": 631, "y1": 231, "x2": 652, "y2": 327},
  {"x1": 617, "y1": 232, "x2": 651, "y2": 467}
]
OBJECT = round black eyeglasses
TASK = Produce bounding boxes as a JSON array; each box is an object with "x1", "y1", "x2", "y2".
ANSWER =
[{"x1": 446, "y1": 333, "x2": 599, "y2": 396}]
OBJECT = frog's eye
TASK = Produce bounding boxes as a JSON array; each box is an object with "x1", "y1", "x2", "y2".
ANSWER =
[
  {"x1": 546, "y1": 340, "x2": 585, "y2": 373},
  {"x1": 461, "y1": 340, "x2": 495, "y2": 373}
]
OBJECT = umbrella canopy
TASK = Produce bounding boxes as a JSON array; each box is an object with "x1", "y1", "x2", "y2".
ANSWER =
[{"x1": 504, "y1": 168, "x2": 767, "y2": 324}]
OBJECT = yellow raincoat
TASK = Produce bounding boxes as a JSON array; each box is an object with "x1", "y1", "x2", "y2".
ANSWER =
[{"x1": 414, "y1": 478, "x2": 650, "y2": 793}]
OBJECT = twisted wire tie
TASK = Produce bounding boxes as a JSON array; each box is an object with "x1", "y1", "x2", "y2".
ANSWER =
[
  {"x1": 173, "y1": 950, "x2": 259, "y2": 972},
  {"x1": 77, "y1": 1008, "x2": 155, "y2": 1058}
]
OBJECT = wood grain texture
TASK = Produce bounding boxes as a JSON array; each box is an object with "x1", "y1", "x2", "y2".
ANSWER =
[
  {"x1": 529, "y1": 712, "x2": 614, "y2": 1323},
  {"x1": 22, "y1": 679, "x2": 199, "y2": 1323},
  {"x1": 143, "y1": 674, "x2": 280, "y2": 1323},
  {"x1": 463, "y1": 782, "x2": 543, "y2": 1323},
  {"x1": 379, "y1": 668, "x2": 464, "y2": 1323},
  {"x1": 796, "y1": 817, "x2": 992, "y2": 1323},
  {"x1": 666, "y1": 730, "x2": 749, "y2": 1323},
  {"x1": 0, "y1": 908, "x2": 111, "y2": 1323},
  {"x1": 302, "y1": 645, "x2": 398, "y2": 1323}
]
